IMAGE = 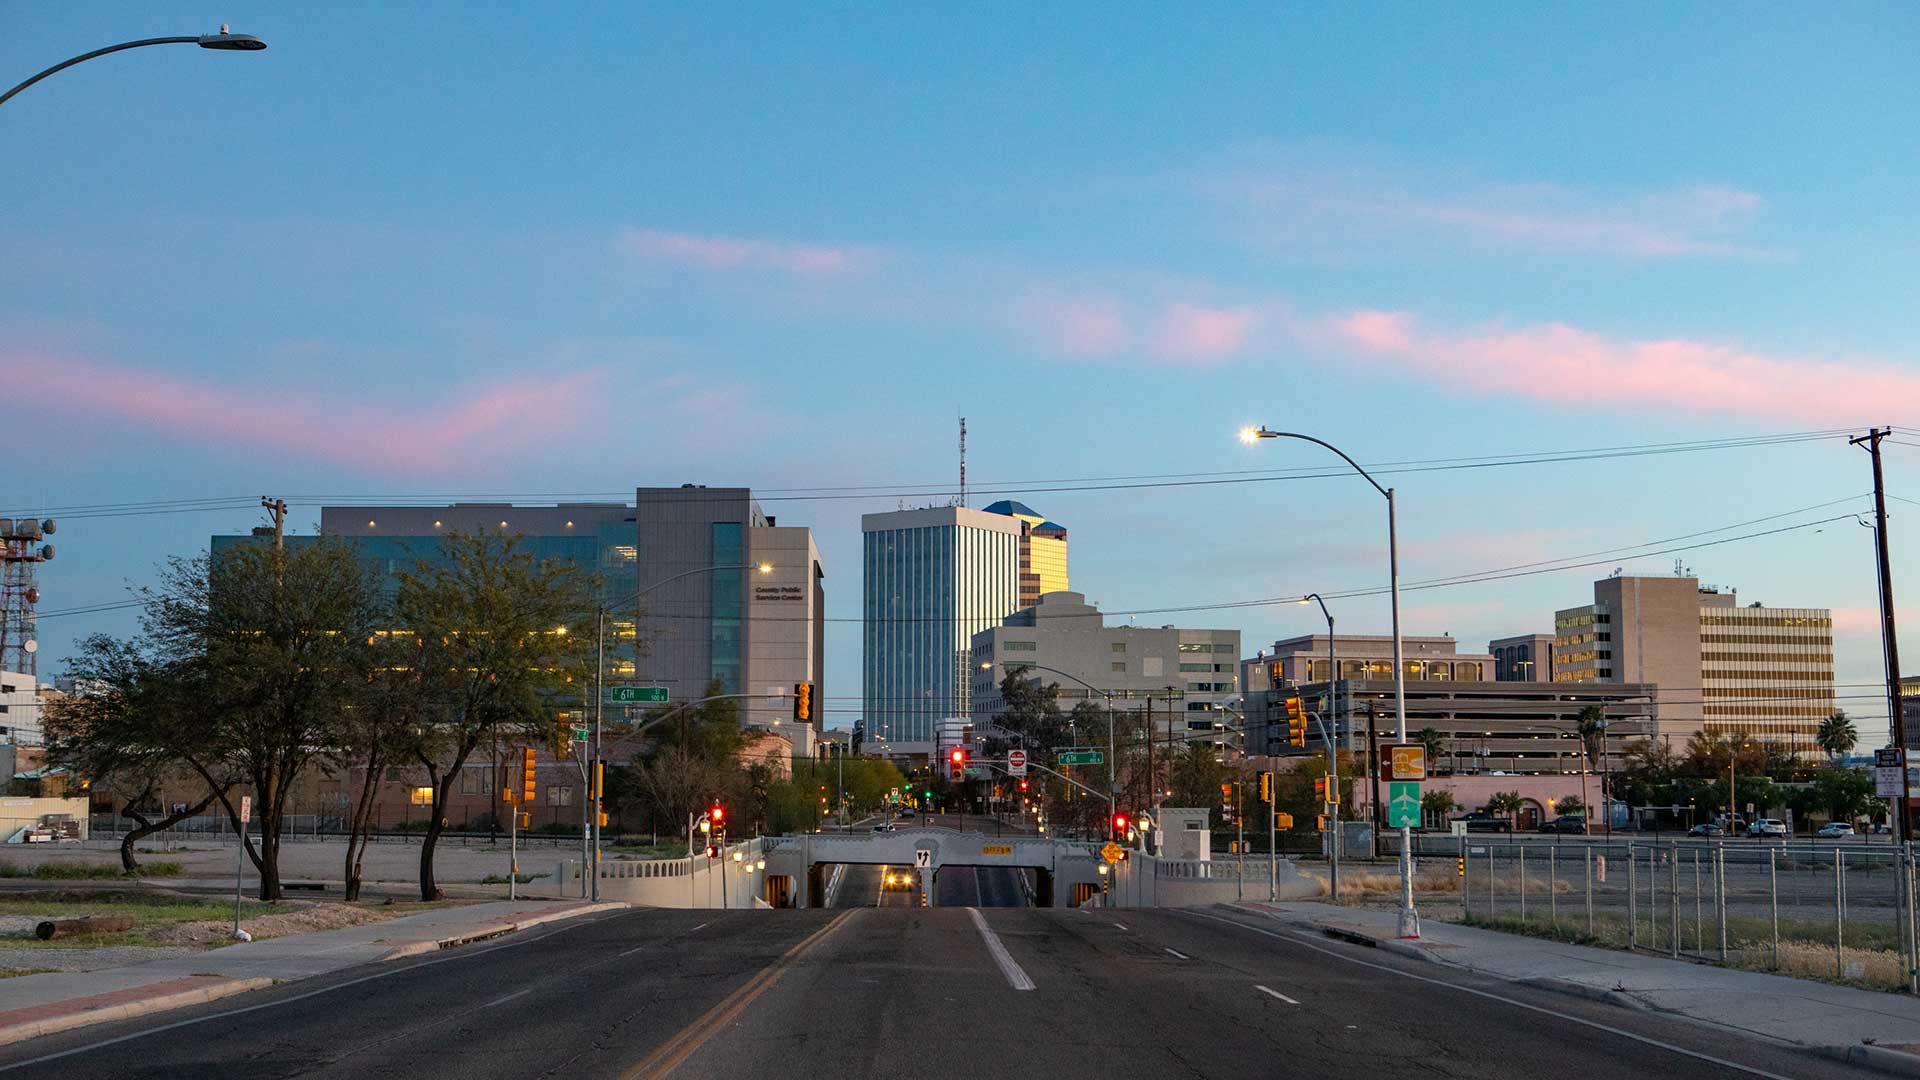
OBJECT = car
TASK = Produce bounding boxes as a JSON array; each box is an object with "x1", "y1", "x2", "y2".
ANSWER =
[
  {"x1": 1816, "y1": 822, "x2": 1856, "y2": 838},
  {"x1": 1687, "y1": 823, "x2": 1724, "y2": 838},
  {"x1": 871, "y1": 822, "x2": 896, "y2": 832},
  {"x1": 883, "y1": 870, "x2": 916, "y2": 891},
  {"x1": 1461, "y1": 813, "x2": 1512, "y2": 833},
  {"x1": 1747, "y1": 818, "x2": 1788, "y2": 838},
  {"x1": 1538, "y1": 816, "x2": 1588, "y2": 834}
]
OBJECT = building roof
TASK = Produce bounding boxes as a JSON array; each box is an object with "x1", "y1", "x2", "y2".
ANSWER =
[{"x1": 981, "y1": 499, "x2": 1040, "y2": 518}]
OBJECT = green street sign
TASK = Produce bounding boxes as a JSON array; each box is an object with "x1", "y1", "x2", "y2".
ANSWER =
[
  {"x1": 606, "y1": 686, "x2": 668, "y2": 704},
  {"x1": 1387, "y1": 782, "x2": 1422, "y2": 828},
  {"x1": 1057, "y1": 750, "x2": 1104, "y2": 766},
  {"x1": 573, "y1": 727, "x2": 590, "y2": 741}
]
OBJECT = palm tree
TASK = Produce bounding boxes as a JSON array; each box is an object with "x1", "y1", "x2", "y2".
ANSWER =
[
  {"x1": 1417, "y1": 727, "x2": 1445, "y2": 772},
  {"x1": 1574, "y1": 705, "x2": 1607, "y2": 771},
  {"x1": 1485, "y1": 790, "x2": 1525, "y2": 830},
  {"x1": 1420, "y1": 789, "x2": 1457, "y2": 829},
  {"x1": 1817, "y1": 711, "x2": 1858, "y2": 764}
]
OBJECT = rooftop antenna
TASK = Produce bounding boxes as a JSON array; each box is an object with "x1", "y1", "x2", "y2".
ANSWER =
[{"x1": 958, "y1": 415, "x2": 967, "y2": 508}]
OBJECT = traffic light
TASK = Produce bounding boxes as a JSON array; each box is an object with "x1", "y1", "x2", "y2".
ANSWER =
[
  {"x1": 598, "y1": 811, "x2": 610, "y2": 828},
  {"x1": 710, "y1": 802, "x2": 725, "y2": 826},
  {"x1": 1457, "y1": 854, "x2": 1466, "y2": 878},
  {"x1": 1314, "y1": 775, "x2": 1336, "y2": 806},
  {"x1": 1113, "y1": 812, "x2": 1130, "y2": 839},
  {"x1": 556, "y1": 728, "x2": 575, "y2": 759},
  {"x1": 793, "y1": 682, "x2": 813, "y2": 722},
  {"x1": 1285, "y1": 696, "x2": 1307, "y2": 748},
  {"x1": 1258, "y1": 771, "x2": 1273, "y2": 803},
  {"x1": 1316, "y1": 814, "x2": 1328, "y2": 833},
  {"x1": 949, "y1": 747, "x2": 966, "y2": 781},
  {"x1": 1018, "y1": 779, "x2": 1029, "y2": 793},
  {"x1": 704, "y1": 844, "x2": 719, "y2": 859},
  {"x1": 520, "y1": 748, "x2": 537, "y2": 805},
  {"x1": 1275, "y1": 812, "x2": 1294, "y2": 830}
]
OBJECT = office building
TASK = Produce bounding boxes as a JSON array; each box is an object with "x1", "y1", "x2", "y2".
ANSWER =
[
  {"x1": 1553, "y1": 573, "x2": 1832, "y2": 748},
  {"x1": 980, "y1": 500, "x2": 1069, "y2": 610},
  {"x1": 0, "y1": 671, "x2": 44, "y2": 746},
  {"x1": 1242, "y1": 634, "x2": 1492, "y2": 694},
  {"x1": 970, "y1": 591, "x2": 1239, "y2": 747},
  {"x1": 1490, "y1": 634, "x2": 1556, "y2": 682},
  {"x1": 862, "y1": 505, "x2": 1023, "y2": 755}
]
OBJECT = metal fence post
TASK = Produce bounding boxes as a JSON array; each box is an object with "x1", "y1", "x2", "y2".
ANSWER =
[
  {"x1": 1519, "y1": 846, "x2": 1527, "y2": 923},
  {"x1": 1585, "y1": 845, "x2": 1594, "y2": 937},
  {"x1": 1648, "y1": 845, "x2": 1658, "y2": 947},
  {"x1": 1695, "y1": 848, "x2": 1704, "y2": 953},
  {"x1": 1549, "y1": 846, "x2": 1558, "y2": 928},
  {"x1": 1460, "y1": 835, "x2": 1470, "y2": 919},
  {"x1": 1628, "y1": 842, "x2": 1638, "y2": 949},
  {"x1": 1769, "y1": 846, "x2": 1779, "y2": 970},
  {"x1": 1488, "y1": 845, "x2": 1497, "y2": 919},
  {"x1": 1669, "y1": 847, "x2": 1679, "y2": 958},
  {"x1": 1716, "y1": 842, "x2": 1728, "y2": 962},
  {"x1": 1835, "y1": 848, "x2": 1845, "y2": 979}
]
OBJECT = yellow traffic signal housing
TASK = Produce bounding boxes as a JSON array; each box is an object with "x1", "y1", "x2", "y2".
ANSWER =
[
  {"x1": 598, "y1": 811, "x2": 609, "y2": 828},
  {"x1": 1285, "y1": 696, "x2": 1307, "y2": 748},
  {"x1": 1258, "y1": 771, "x2": 1273, "y2": 803},
  {"x1": 519, "y1": 812, "x2": 531, "y2": 829},
  {"x1": 1275, "y1": 811, "x2": 1294, "y2": 830},
  {"x1": 1314, "y1": 774, "x2": 1337, "y2": 806},
  {"x1": 793, "y1": 682, "x2": 813, "y2": 722},
  {"x1": 1316, "y1": 814, "x2": 1328, "y2": 833},
  {"x1": 520, "y1": 748, "x2": 537, "y2": 804}
]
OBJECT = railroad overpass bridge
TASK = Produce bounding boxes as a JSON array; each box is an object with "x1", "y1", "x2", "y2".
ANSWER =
[{"x1": 762, "y1": 827, "x2": 1110, "y2": 908}]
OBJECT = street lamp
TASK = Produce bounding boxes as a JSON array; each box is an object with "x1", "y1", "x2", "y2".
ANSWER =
[
  {"x1": 1244, "y1": 425, "x2": 1418, "y2": 939},
  {"x1": 2, "y1": 26, "x2": 267, "y2": 109}
]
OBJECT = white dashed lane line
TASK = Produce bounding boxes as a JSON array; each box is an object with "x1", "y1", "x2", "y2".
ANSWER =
[
  {"x1": 968, "y1": 908, "x2": 1035, "y2": 991},
  {"x1": 1164, "y1": 948, "x2": 1188, "y2": 960},
  {"x1": 1255, "y1": 985, "x2": 1300, "y2": 1005},
  {"x1": 482, "y1": 988, "x2": 533, "y2": 1009}
]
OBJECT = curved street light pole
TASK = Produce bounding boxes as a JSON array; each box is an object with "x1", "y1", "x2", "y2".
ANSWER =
[
  {"x1": 1244, "y1": 426, "x2": 1418, "y2": 938},
  {"x1": 1, "y1": 28, "x2": 267, "y2": 110}
]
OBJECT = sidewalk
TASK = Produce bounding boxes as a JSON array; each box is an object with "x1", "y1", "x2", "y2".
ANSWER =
[
  {"x1": 1241, "y1": 901, "x2": 1920, "y2": 1074},
  {"x1": 0, "y1": 898, "x2": 625, "y2": 1048}
]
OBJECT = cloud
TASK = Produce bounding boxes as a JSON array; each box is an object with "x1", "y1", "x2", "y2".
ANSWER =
[
  {"x1": 1019, "y1": 289, "x2": 1134, "y2": 357},
  {"x1": 619, "y1": 227, "x2": 884, "y2": 276},
  {"x1": 1014, "y1": 288, "x2": 1260, "y2": 363},
  {"x1": 1201, "y1": 160, "x2": 1771, "y2": 259},
  {"x1": 0, "y1": 354, "x2": 606, "y2": 473},
  {"x1": 1153, "y1": 303, "x2": 1256, "y2": 361},
  {"x1": 1319, "y1": 309, "x2": 1917, "y2": 425}
]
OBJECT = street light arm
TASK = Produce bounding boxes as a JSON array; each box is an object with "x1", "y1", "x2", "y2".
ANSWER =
[
  {"x1": 1248, "y1": 429, "x2": 1391, "y2": 500},
  {"x1": 1, "y1": 34, "x2": 261, "y2": 109}
]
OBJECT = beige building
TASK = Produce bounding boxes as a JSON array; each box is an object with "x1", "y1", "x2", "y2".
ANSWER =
[{"x1": 1553, "y1": 574, "x2": 1832, "y2": 749}]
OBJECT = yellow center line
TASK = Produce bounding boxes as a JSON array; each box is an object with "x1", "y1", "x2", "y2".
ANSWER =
[{"x1": 617, "y1": 910, "x2": 857, "y2": 1080}]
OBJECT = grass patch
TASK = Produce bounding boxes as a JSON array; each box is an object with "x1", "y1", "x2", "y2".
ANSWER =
[
  {"x1": 479, "y1": 872, "x2": 545, "y2": 885},
  {"x1": 0, "y1": 891, "x2": 276, "y2": 949},
  {"x1": 0, "y1": 861, "x2": 184, "y2": 881}
]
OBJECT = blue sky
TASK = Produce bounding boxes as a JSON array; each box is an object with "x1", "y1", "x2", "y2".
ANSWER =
[{"x1": 6, "y1": 4, "x2": 1919, "y2": 737}]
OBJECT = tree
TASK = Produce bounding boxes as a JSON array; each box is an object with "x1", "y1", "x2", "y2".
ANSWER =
[
  {"x1": 1788, "y1": 767, "x2": 1879, "y2": 825},
  {"x1": 1817, "y1": 711, "x2": 1859, "y2": 763},
  {"x1": 42, "y1": 637, "x2": 233, "y2": 873},
  {"x1": 398, "y1": 531, "x2": 594, "y2": 900},
  {"x1": 1484, "y1": 790, "x2": 1525, "y2": 829},
  {"x1": 1420, "y1": 789, "x2": 1457, "y2": 828},
  {"x1": 340, "y1": 630, "x2": 429, "y2": 900},
  {"x1": 1574, "y1": 705, "x2": 1607, "y2": 772},
  {"x1": 138, "y1": 540, "x2": 381, "y2": 900},
  {"x1": 1555, "y1": 795, "x2": 1587, "y2": 817},
  {"x1": 1417, "y1": 727, "x2": 1445, "y2": 772}
]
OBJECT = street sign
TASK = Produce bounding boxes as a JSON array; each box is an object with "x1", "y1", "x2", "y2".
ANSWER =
[
  {"x1": 1386, "y1": 782, "x2": 1421, "y2": 828},
  {"x1": 1449, "y1": 820, "x2": 1467, "y2": 837},
  {"x1": 238, "y1": 796, "x2": 252, "y2": 824},
  {"x1": 1878, "y1": 766, "x2": 1905, "y2": 797},
  {"x1": 913, "y1": 849, "x2": 932, "y2": 868},
  {"x1": 573, "y1": 727, "x2": 590, "y2": 742},
  {"x1": 1100, "y1": 842, "x2": 1125, "y2": 864},
  {"x1": 1058, "y1": 750, "x2": 1103, "y2": 766},
  {"x1": 1389, "y1": 745, "x2": 1427, "y2": 781},
  {"x1": 981, "y1": 845, "x2": 1012, "y2": 856},
  {"x1": 606, "y1": 686, "x2": 668, "y2": 704},
  {"x1": 1008, "y1": 749, "x2": 1028, "y2": 777},
  {"x1": 1879, "y1": 748, "x2": 1906, "y2": 768}
]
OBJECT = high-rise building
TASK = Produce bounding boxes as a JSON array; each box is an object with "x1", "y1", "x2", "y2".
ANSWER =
[
  {"x1": 980, "y1": 500, "x2": 1068, "y2": 610},
  {"x1": 862, "y1": 506, "x2": 1023, "y2": 755},
  {"x1": 969, "y1": 591, "x2": 1239, "y2": 747},
  {"x1": 1552, "y1": 574, "x2": 1832, "y2": 749},
  {"x1": 1489, "y1": 634, "x2": 1556, "y2": 682}
]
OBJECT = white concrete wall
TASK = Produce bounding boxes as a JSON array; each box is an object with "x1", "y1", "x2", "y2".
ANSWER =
[
  {"x1": 543, "y1": 842, "x2": 770, "y2": 908},
  {"x1": 0, "y1": 797, "x2": 89, "y2": 842}
]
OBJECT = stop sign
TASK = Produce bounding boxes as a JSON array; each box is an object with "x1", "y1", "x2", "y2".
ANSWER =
[{"x1": 1008, "y1": 749, "x2": 1028, "y2": 776}]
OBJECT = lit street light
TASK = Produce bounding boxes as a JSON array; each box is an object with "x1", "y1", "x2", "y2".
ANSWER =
[
  {"x1": 1243, "y1": 425, "x2": 1419, "y2": 939},
  {"x1": 2, "y1": 26, "x2": 267, "y2": 109}
]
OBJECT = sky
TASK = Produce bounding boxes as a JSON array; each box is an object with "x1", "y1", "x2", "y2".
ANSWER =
[{"x1": 5, "y1": 4, "x2": 1920, "y2": 738}]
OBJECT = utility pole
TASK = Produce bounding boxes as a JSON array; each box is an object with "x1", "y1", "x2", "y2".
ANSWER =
[
  {"x1": 1367, "y1": 704, "x2": 1383, "y2": 857},
  {"x1": 259, "y1": 496, "x2": 287, "y2": 549},
  {"x1": 1854, "y1": 428, "x2": 1910, "y2": 839}
]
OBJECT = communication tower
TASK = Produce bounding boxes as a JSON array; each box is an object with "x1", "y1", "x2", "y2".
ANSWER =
[{"x1": 0, "y1": 517, "x2": 55, "y2": 676}]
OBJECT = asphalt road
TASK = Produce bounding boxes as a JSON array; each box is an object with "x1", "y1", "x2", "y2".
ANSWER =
[{"x1": 0, "y1": 903, "x2": 1870, "y2": 1080}]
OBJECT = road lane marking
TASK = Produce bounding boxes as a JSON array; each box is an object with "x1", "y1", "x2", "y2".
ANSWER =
[
  {"x1": 1111, "y1": 922, "x2": 1127, "y2": 931},
  {"x1": 0, "y1": 906, "x2": 634, "y2": 1073},
  {"x1": 617, "y1": 944, "x2": 647, "y2": 958},
  {"x1": 1164, "y1": 948, "x2": 1188, "y2": 960},
  {"x1": 1255, "y1": 984, "x2": 1299, "y2": 1005},
  {"x1": 876, "y1": 865, "x2": 890, "y2": 908},
  {"x1": 689, "y1": 923, "x2": 708, "y2": 933},
  {"x1": 618, "y1": 910, "x2": 858, "y2": 1080},
  {"x1": 967, "y1": 908, "x2": 1035, "y2": 992},
  {"x1": 1183, "y1": 910, "x2": 1802, "y2": 1080},
  {"x1": 482, "y1": 988, "x2": 533, "y2": 1009}
]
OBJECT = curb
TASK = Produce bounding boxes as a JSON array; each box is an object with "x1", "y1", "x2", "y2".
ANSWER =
[
  {"x1": 378, "y1": 901, "x2": 628, "y2": 960},
  {"x1": 1820, "y1": 1044, "x2": 1920, "y2": 1078},
  {"x1": 0, "y1": 976, "x2": 273, "y2": 1048}
]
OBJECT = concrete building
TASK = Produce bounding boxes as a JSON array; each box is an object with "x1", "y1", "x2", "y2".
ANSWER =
[
  {"x1": 1553, "y1": 573, "x2": 1832, "y2": 749},
  {"x1": 862, "y1": 505, "x2": 1024, "y2": 755},
  {"x1": 1241, "y1": 635, "x2": 1492, "y2": 694},
  {"x1": 0, "y1": 671, "x2": 43, "y2": 745},
  {"x1": 1490, "y1": 634, "x2": 1556, "y2": 682},
  {"x1": 969, "y1": 592, "x2": 1239, "y2": 749},
  {"x1": 980, "y1": 500, "x2": 1068, "y2": 610}
]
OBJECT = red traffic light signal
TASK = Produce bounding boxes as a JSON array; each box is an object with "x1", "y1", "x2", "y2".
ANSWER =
[
  {"x1": 710, "y1": 803, "x2": 725, "y2": 824},
  {"x1": 1113, "y1": 813, "x2": 1129, "y2": 835},
  {"x1": 949, "y1": 748, "x2": 965, "y2": 766},
  {"x1": 1018, "y1": 779, "x2": 1029, "y2": 793}
]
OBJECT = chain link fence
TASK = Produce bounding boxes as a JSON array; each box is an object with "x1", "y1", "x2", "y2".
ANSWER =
[{"x1": 1452, "y1": 839, "x2": 1919, "y2": 991}]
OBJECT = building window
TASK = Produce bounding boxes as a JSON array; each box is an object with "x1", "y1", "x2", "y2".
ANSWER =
[
  {"x1": 1111, "y1": 642, "x2": 1127, "y2": 652},
  {"x1": 1178, "y1": 643, "x2": 1209, "y2": 653},
  {"x1": 1004, "y1": 641, "x2": 1038, "y2": 652},
  {"x1": 548, "y1": 784, "x2": 575, "y2": 807},
  {"x1": 1212, "y1": 644, "x2": 1235, "y2": 653},
  {"x1": 709, "y1": 523, "x2": 744, "y2": 694},
  {"x1": 458, "y1": 769, "x2": 494, "y2": 796},
  {"x1": 1179, "y1": 663, "x2": 1211, "y2": 672},
  {"x1": 1111, "y1": 661, "x2": 1126, "y2": 673}
]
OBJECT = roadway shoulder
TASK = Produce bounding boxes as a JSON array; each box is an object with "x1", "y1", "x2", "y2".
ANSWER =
[
  {"x1": 375, "y1": 901, "x2": 628, "y2": 960},
  {"x1": 0, "y1": 974, "x2": 275, "y2": 1047}
]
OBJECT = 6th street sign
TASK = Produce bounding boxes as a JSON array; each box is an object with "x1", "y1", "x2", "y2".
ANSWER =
[
  {"x1": 606, "y1": 686, "x2": 668, "y2": 704},
  {"x1": 1057, "y1": 750, "x2": 1103, "y2": 766}
]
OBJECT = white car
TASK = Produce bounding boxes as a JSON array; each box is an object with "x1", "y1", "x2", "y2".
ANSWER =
[
  {"x1": 1747, "y1": 818, "x2": 1788, "y2": 838},
  {"x1": 1816, "y1": 822, "x2": 1856, "y2": 838}
]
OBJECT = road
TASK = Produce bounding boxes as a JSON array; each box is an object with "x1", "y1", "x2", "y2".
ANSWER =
[
  {"x1": 0, "y1": 903, "x2": 1867, "y2": 1080},
  {"x1": 833, "y1": 863, "x2": 1031, "y2": 908}
]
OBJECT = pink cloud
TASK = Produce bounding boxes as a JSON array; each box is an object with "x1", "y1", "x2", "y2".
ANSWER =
[
  {"x1": 1019, "y1": 290, "x2": 1133, "y2": 357},
  {"x1": 619, "y1": 227, "x2": 883, "y2": 276},
  {"x1": 1153, "y1": 304, "x2": 1256, "y2": 361},
  {"x1": 1321, "y1": 310, "x2": 1917, "y2": 424},
  {"x1": 1, "y1": 354, "x2": 604, "y2": 473}
]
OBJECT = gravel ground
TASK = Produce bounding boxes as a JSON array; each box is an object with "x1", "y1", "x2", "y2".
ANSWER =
[{"x1": 0, "y1": 945, "x2": 200, "y2": 973}]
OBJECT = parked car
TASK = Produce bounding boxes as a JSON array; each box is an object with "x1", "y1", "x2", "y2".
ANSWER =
[
  {"x1": 872, "y1": 822, "x2": 896, "y2": 833},
  {"x1": 1461, "y1": 813, "x2": 1512, "y2": 833},
  {"x1": 1538, "y1": 816, "x2": 1588, "y2": 834},
  {"x1": 1747, "y1": 818, "x2": 1788, "y2": 838},
  {"x1": 1816, "y1": 822, "x2": 1856, "y2": 838},
  {"x1": 1686, "y1": 823, "x2": 1723, "y2": 838}
]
